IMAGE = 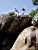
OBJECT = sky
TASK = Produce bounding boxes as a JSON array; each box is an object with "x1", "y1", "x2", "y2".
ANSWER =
[{"x1": 0, "y1": 0, "x2": 37, "y2": 15}]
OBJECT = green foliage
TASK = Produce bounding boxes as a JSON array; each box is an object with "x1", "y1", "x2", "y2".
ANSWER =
[
  {"x1": 29, "y1": 10, "x2": 37, "y2": 17},
  {"x1": 32, "y1": 0, "x2": 38, "y2": 5},
  {"x1": 35, "y1": 7, "x2": 38, "y2": 13},
  {"x1": 9, "y1": 12, "x2": 15, "y2": 16},
  {"x1": 29, "y1": 7, "x2": 38, "y2": 17}
]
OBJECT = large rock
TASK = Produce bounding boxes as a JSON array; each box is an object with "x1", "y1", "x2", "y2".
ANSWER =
[
  {"x1": 0, "y1": 16, "x2": 32, "y2": 50},
  {"x1": 1, "y1": 16, "x2": 32, "y2": 33},
  {"x1": 10, "y1": 26, "x2": 38, "y2": 50}
]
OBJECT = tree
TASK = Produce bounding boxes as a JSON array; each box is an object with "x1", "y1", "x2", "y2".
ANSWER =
[
  {"x1": 8, "y1": 12, "x2": 17, "y2": 19},
  {"x1": 32, "y1": 0, "x2": 38, "y2": 5},
  {"x1": 29, "y1": 10, "x2": 36, "y2": 17},
  {"x1": 35, "y1": 7, "x2": 38, "y2": 13},
  {"x1": 9, "y1": 12, "x2": 15, "y2": 16},
  {"x1": 30, "y1": 0, "x2": 38, "y2": 17}
]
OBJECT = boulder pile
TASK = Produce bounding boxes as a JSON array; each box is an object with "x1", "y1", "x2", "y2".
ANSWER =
[{"x1": 0, "y1": 15, "x2": 32, "y2": 50}]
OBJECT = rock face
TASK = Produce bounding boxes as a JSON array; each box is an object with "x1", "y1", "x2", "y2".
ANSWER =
[
  {"x1": 10, "y1": 26, "x2": 38, "y2": 50},
  {"x1": 0, "y1": 16, "x2": 32, "y2": 50},
  {"x1": 1, "y1": 16, "x2": 32, "y2": 33}
]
